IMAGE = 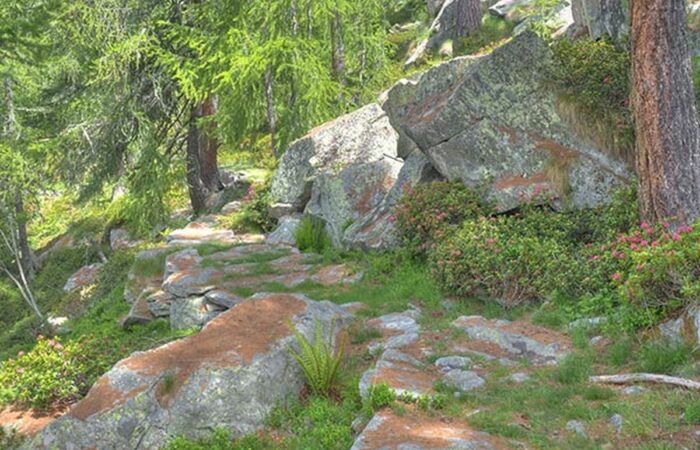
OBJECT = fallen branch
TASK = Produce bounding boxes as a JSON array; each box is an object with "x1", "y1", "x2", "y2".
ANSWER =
[{"x1": 590, "y1": 373, "x2": 700, "y2": 390}]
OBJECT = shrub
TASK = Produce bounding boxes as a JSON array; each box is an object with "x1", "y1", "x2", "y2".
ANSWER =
[
  {"x1": 288, "y1": 319, "x2": 345, "y2": 397},
  {"x1": 224, "y1": 179, "x2": 275, "y2": 233},
  {"x1": 430, "y1": 215, "x2": 576, "y2": 307},
  {"x1": 368, "y1": 383, "x2": 395, "y2": 410},
  {"x1": 394, "y1": 181, "x2": 489, "y2": 257},
  {"x1": 0, "y1": 336, "x2": 93, "y2": 408},
  {"x1": 295, "y1": 215, "x2": 331, "y2": 254}
]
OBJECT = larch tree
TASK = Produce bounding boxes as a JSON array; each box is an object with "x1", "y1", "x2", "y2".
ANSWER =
[
  {"x1": 454, "y1": 0, "x2": 482, "y2": 40},
  {"x1": 631, "y1": 0, "x2": 700, "y2": 227}
]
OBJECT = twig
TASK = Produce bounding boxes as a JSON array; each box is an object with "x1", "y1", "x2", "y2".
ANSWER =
[{"x1": 590, "y1": 373, "x2": 700, "y2": 390}]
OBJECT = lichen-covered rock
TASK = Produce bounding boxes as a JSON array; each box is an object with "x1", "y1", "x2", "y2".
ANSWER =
[
  {"x1": 351, "y1": 410, "x2": 504, "y2": 450},
  {"x1": 30, "y1": 293, "x2": 353, "y2": 450},
  {"x1": 266, "y1": 216, "x2": 301, "y2": 246},
  {"x1": 270, "y1": 103, "x2": 399, "y2": 212},
  {"x1": 571, "y1": 0, "x2": 629, "y2": 42},
  {"x1": 395, "y1": 32, "x2": 630, "y2": 212},
  {"x1": 452, "y1": 315, "x2": 571, "y2": 364},
  {"x1": 489, "y1": 0, "x2": 534, "y2": 21},
  {"x1": 343, "y1": 150, "x2": 442, "y2": 250},
  {"x1": 63, "y1": 263, "x2": 103, "y2": 293},
  {"x1": 305, "y1": 158, "x2": 403, "y2": 245}
]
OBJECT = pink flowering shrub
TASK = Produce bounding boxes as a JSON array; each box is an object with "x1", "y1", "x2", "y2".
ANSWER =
[
  {"x1": 394, "y1": 181, "x2": 490, "y2": 257},
  {"x1": 0, "y1": 336, "x2": 92, "y2": 408}
]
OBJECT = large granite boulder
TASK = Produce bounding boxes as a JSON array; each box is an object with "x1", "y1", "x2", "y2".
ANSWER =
[
  {"x1": 387, "y1": 32, "x2": 631, "y2": 212},
  {"x1": 270, "y1": 103, "x2": 399, "y2": 215},
  {"x1": 305, "y1": 158, "x2": 403, "y2": 245},
  {"x1": 571, "y1": 0, "x2": 629, "y2": 42},
  {"x1": 343, "y1": 151, "x2": 442, "y2": 250},
  {"x1": 31, "y1": 293, "x2": 353, "y2": 449}
]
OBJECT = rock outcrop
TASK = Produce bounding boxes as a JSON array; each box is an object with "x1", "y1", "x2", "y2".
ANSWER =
[
  {"x1": 270, "y1": 103, "x2": 400, "y2": 215},
  {"x1": 31, "y1": 293, "x2": 353, "y2": 450},
  {"x1": 386, "y1": 32, "x2": 631, "y2": 212},
  {"x1": 63, "y1": 263, "x2": 103, "y2": 293},
  {"x1": 571, "y1": 0, "x2": 628, "y2": 42}
]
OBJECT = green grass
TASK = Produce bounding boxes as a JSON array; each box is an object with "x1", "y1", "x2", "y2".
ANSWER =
[
  {"x1": 455, "y1": 16, "x2": 514, "y2": 56},
  {"x1": 295, "y1": 216, "x2": 331, "y2": 254},
  {"x1": 636, "y1": 339, "x2": 694, "y2": 375}
]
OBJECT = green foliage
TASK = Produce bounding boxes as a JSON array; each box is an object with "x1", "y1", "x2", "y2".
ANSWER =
[
  {"x1": 223, "y1": 179, "x2": 275, "y2": 234},
  {"x1": 394, "y1": 181, "x2": 489, "y2": 257},
  {"x1": 552, "y1": 353, "x2": 593, "y2": 385},
  {"x1": 684, "y1": 400, "x2": 700, "y2": 425},
  {"x1": 368, "y1": 383, "x2": 395, "y2": 410},
  {"x1": 0, "y1": 336, "x2": 94, "y2": 408},
  {"x1": 295, "y1": 216, "x2": 331, "y2": 254},
  {"x1": 0, "y1": 427, "x2": 23, "y2": 450},
  {"x1": 549, "y1": 38, "x2": 633, "y2": 154},
  {"x1": 288, "y1": 318, "x2": 345, "y2": 397},
  {"x1": 636, "y1": 339, "x2": 693, "y2": 375},
  {"x1": 163, "y1": 428, "x2": 234, "y2": 450},
  {"x1": 456, "y1": 16, "x2": 514, "y2": 56}
]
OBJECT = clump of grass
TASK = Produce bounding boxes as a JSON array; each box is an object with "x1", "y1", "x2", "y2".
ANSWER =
[
  {"x1": 553, "y1": 353, "x2": 592, "y2": 385},
  {"x1": 605, "y1": 337, "x2": 633, "y2": 368},
  {"x1": 456, "y1": 16, "x2": 514, "y2": 56},
  {"x1": 368, "y1": 383, "x2": 395, "y2": 410},
  {"x1": 684, "y1": 400, "x2": 700, "y2": 424},
  {"x1": 636, "y1": 339, "x2": 692, "y2": 375},
  {"x1": 295, "y1": 215, "x2": 331, "y2": 254}
]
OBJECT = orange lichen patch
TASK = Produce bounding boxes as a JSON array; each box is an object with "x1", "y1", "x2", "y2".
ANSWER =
[
  {"x1": 359, "y1": 409, "x2": 508, "y2": 449},
  {"x1": 0, "y1": 405, "x2": 68, "y2": 436},
  {"x1": 455, "y1": 316, "x2": 572, "y2": 349},
  {"x1": 72, "y1": 295, "x2": 307, "y2": 420},
  {"x1": 70, "y1": 378, "x2": 147, "y2": 421},
  {"x1": 368, "y1": 363, "x2": 438, "y2": 396},
  {"x1": 450, "y1": 337, "x2": 515, "y2": 362},
  {"x1": 529, "y1": 134, "x2": 581, "y2": 163},
  {"x1": 492, "y1": 172, "x2": 550, "y2": 190}
]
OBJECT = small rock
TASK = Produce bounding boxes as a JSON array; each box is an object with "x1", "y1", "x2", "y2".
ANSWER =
[
  {"x1": 609, "y1": 414, "x2": 623, "y2": 435},
  {"x1": 509, "y1": 372, "x2": 529, "y2": 383},
  {"x1": 204, "y1": 289, "x2": 242, "y2": 309},
  {"x1": 443, "y1": 369, "x2": 485, "y2": 392},
  {"x1": 63, "y1": 263, "x2": 103, "y2": 292},
  {"x1": 622, "y1": 386, "x2": 646, "y2": 395},
  {"x1": 435, "y1": 356, "x2": 472, "y2": 372},
  {"x1": 566, "y1": 420, "x2": 587, "y2": 438},
  {"x1": 589, "y1": 336, "x2": 604, "y2": 345},
  {"x1": 266, "y1": 215, "x2": 301, "y2": 246},
  {"x1": 567, "y1": 316, "x2": 607, "y2": 331},
  {"x1": 659, "y1": 317, "x2": 685, "y2": 345},
  {"x1": 220, "y1": 201, "x2": 242, "y2": 215}
]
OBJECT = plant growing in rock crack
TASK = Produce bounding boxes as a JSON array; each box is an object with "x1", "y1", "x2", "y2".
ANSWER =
[{"x1": 288, "y1": 318, "x2": 346, "y2": 397}]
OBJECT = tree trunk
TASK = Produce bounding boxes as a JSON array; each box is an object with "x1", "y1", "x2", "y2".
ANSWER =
[
  {"x1": 306, "y1": 0, "x2": 313, "y2": 39},
  {"x1": 291, "y1": 0, "x2": 300, "y2": 36},
  {"x1": 454, "y1": 0, "x2": 482, "y2": 40},
  {"x1": 330, "y1": 4, "x2": 346, "y2": 83},
  {"x1": 631, "y1": 0, "x2": 700, "y2": 227},
  {"x1": 186, "y1": 105, "x2": 210, "y2": 216},
  {"x1": 197, "y1": 96, "x2": 222, "y2": 192},
  {"x1": 14, "y1": 190, "x2": 36, "y2": 281},
  {"x1": 265, "y1": 67, "x2": 279, "y2": 157}
]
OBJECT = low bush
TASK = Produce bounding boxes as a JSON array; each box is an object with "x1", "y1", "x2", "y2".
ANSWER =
[
  {"x1": 0, "y1": 336, "x2": 95, "y2": 408},
  {"x1": 295, "y1": 215, "x2": 332, "y2": 254},
  {"x1": 394, "y1": 181, "x2": 489, "y2": 257},
  {"x1": 223, "y1": 179, "x2": 275, "y2": 234}
]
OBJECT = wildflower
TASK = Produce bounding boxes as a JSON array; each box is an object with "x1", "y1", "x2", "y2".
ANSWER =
[
  {"x1": 17, "y1": 351, "x2": 25, "y2": 357},
  {"x1": 612, "y1": 273, "x2": 621, "y2": 281}
]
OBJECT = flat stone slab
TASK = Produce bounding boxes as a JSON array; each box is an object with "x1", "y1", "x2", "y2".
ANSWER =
[
  {"x1": 30, "y1": 293, "x2": 353, "y2": 449},
  {"x1": 351, "y1": 410, "x2": 506, "y2": 450},
  {"x1": 452, "y1": 316, "x2": 571, "y2": 365},
  {"x1": 63, "y1": 263, "x2": 102, "y2": 293}
]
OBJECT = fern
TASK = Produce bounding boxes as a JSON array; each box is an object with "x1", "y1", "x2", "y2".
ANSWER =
[{"x1": 288, "y1": 318, "x2": 345, "y2": 397}]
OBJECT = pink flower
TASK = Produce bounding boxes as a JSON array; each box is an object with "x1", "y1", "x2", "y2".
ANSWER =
[
  {"x1": 641, "y1": 240, "x2": 648, "y2": 246},
  {"x1": 673, "y1": 233, "x2": 681, "y2": 241},
  {"x1": 612, "y1": 273, "x2": 621, "y2": 281},
  {"x1": 17, "y1": 351, "x2": 25, "y2": 357}
]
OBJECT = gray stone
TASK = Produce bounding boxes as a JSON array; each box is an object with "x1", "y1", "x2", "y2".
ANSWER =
[
  {"x1": 444, "y1": 370, "x2": 485, "y2": 392},
  {"x1": 63, "y1": 263, "x2": 103, "y2": 293},
  {"x1": 162, "y1": 268, "x2": 221, "y2": 298},
  {"x1": 567, "y1": 316, "x2": 608, "y2": 331},
  {"x1": 489, "y1": 0, "x2": 534, "y2": 21},
  {"x1": 305, "y1": 158, "x2": 403, "y2": 245},
  {"x1": 566, "y1": 420, "x2": 587, "y2": 438},
  {"x1": 687, "y1": 304, "x2": 700, "y2": 347},
  {"x1": 266, "y1": 216, "x2": 301, "y2": 246},
  {"x1": 427, "y1": 0, "x2": 445, "y2": 16},
  {"x1": 394, "y1": 32, "x2": 631, "y2": 213},
  {"x1": 571, "y1": 0, "x2": 629, "y2": 42},
  {"x1": 435, "y1": 356, "x2": 473, "y2": 372},
  {"x1": 270, "y1": 103, "x2": 399, "y2": 211},
  {"x1": 170, "y1": 296, "x2": 209, "y2": 330},
  {"x1": 204, "y1": 289, "x2": 242, "y2": 309},
  {"x1": 110, "y1": 228, "x2": 139, "y2": 251},
  {"x1": 31, "y1": 293, "x2": 353, "y2": 450},
  {"x1": 659, "y1": 317, "x2": 685, "y2": 345},
  {"x1": 343, "y1": 150, "x2": 442, "y2": 250},
  {"x1": 610, "y1": 414, "x2": 623, "y2": 435},
  {"x1": 509, "y1": 372, "x2": 530, "y2": 383},
  {"x1": 146, "y1": 290, "x2": 174, "y2": 318},
  {"x1": 589, "y1": 336, "x2": 604, "y2": 346},
  {"x1": 622, "y1": 386, "x2": 646, "y2": 395},
  {"x1": 452, "y1": 315, "x2": 570, "y2": 364}
]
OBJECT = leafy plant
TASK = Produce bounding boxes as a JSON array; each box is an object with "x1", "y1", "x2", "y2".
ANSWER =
[
  {"x1": 368, "y1": 383, "x2": 395, "y2": 410},
  {"x1": 295, "y1": 215, "x2": 332, "y2": 254},
  {"x1": 288, "y1": 318, "x2": 345, "y2": 397}
]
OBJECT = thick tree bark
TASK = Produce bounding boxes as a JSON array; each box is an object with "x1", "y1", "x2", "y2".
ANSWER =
[
  {"x1": 186, "y1": 105, "x2": 210, "y2": 216},
  {"x1": 197, "y1": 96, "x2": 222, "y2": 192},
  {"x1": 265, "y1": 67, "x2": 279, "y2": 157},
  {"x1": 454, "y1": 0, "x2": 482, "y2": 40},
  {"x1": 631, "y1": 0, "x2": 700, "y2": 227},
  {"x1": 330, "y1": 4, "x2": 346, "y2": 83}
]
